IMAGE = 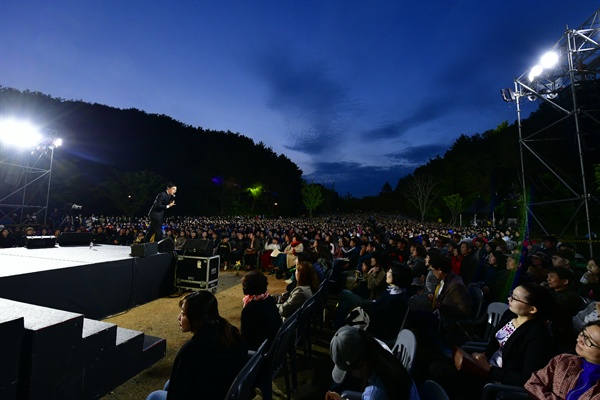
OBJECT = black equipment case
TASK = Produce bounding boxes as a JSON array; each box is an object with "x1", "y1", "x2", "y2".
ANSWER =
[{"x1": 175, "y1": 255, "x2": 219, "y2": 292}]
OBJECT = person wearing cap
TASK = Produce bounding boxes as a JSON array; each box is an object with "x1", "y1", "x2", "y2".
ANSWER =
[
  {"x1": 18, "y1": 226, "x2": 36, "y2": 247},
  {"x1": 527, "y1": 251, "x2": 552, "y2": 285},
  {"x1": 540, "y1": 235, "x2": 558, "y2": 258},
  {"x1": 326, "y1": 326, "x2": 419, "y2": 400}
]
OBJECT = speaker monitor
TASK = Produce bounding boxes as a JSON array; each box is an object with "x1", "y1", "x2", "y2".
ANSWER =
[
  {"x1": 57, "y1": 232, "x2": 93, "y2": 247},
  {"x1": 157, "y1": 237, "x2": 175, "y2": 253},
  {"x1": 183, "y1": 239, "x2": 213, "y2": 256},
  {"x1": 25, "y1": 236, "x2": 57, "y2": 249},
  {"x1": 130, "y1": 242, "x2": 158, "y2": 257}
]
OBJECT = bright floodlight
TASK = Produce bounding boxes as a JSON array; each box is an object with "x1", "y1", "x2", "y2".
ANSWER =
[
  {"x1": 0, "y1": 118, "x2": 43, "y2": 149},
  {"x1": 540, "y1": 51, "x2": 559, "y2": 69},
  {"x1": 528, "y1": 65, "x2": 543, "y2": 82},
  {"x1": 53, "y1": 138, "x2": 63, "y2": 147}
]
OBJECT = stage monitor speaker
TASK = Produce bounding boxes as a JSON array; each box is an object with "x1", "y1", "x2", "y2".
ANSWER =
[
  {"x1": 57, "y1": 232, "x2": 93, "y2": 247},
  {"x1": 130, "y1": 242, "x2": 158, "y2": 257},
  {"x1": 25, "y1": 236, "x2": 57, "y2": 249},
  {"x1": 183, "y1": 239, "x2": 213, "y2": 256},
  {"x1": 157, "y1": 237, "x2": 175, "y2": 253}
]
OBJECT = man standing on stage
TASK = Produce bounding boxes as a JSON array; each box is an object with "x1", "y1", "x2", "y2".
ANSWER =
[{"x1": 145, "y1": 183, "x2": 177, "y2": 243}]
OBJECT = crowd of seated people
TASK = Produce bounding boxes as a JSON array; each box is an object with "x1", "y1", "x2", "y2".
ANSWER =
[{"x1": 2, "y1": 213, "x2": 599, "y2": 398}]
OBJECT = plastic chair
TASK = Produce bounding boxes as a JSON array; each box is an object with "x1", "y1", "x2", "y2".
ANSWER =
[
  {"x1": 224, "y1": 339, "x2": 268, "y2": 400},
  {"x1": 313, "y1": 278, "x2": 329, "y2": 336},
  {"x1": 462, "y1": 302, "x2": 509, "y2": 352},
  {"x1": 443, "y1": 286, "x2": 487, "y2": 343},
  {"x1": 420, "y1": 380, "x2": 450, "y2": 400},
  {"x1": 481, "y1": 383, "x2": 529, "y2": 400},
  {"x1": 341, "y1": 330, "x2": 417, "y2": 400},
  {"x1": 290, "y1": 295, "x2": 318, "y2": 389},
  {"x1": 391, "y1": 329, "x2": 417, "y2": 375},
  {"x1": 256, "y1": 311, "x2": 299, "y2": 400}
]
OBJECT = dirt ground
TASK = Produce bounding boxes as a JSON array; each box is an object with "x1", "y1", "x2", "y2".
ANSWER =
[{"x1": 99, "y1": 269, "x2": 331, "y2": 400}]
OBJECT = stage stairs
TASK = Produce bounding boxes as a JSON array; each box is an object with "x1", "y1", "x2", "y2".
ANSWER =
[{"x1": 0, "y1": 297, "x2": 166, "y2": 400}]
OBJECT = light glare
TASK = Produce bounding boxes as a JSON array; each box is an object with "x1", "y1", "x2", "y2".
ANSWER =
[
  {"x1": 0, "y1": 118, "x2": 43, "y2": 148},
  {"x1": 540, "y1": 51, "x2": 559, "y2": 69},
  {"x1": 528, "y1": 65, "x2": 543, "y2": 82}
]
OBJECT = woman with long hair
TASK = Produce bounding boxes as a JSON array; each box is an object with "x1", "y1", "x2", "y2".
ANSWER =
[
  {"x1": 326, "y1": 326, "x2": 419, "y2": 400},
  {"x1": 146, "y1": 291, "x2": 247, "y2": 400},
  {"x1": 277, "y1": 260, "x2": 316, "y2": 319}
]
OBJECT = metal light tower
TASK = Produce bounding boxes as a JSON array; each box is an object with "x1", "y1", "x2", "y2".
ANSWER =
[
  {"x1": 504, "y1": 9, "x2": 599, "y2": 256},
  {"x1": 0, "y1": 119, "x2": 62, "y2": 227}
]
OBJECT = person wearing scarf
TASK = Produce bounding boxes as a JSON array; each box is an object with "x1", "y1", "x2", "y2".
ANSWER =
[
  {"x1": 240, "y1": 271, "x2": 281, "y2": 351},
  {"x1": 526, "y1": 320, "x2": 600, "y2": 399}
]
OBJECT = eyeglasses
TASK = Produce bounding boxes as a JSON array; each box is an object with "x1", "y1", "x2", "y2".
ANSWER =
[
  {"x1": 579, "y1": 329, "x2": 600, "y2": 349},
  {"x1": 508, "y1": 291, "x2": 530, "y2": 305}
]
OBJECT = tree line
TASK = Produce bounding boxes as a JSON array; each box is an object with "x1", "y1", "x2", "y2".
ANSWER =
[{"x1": 1, "y1": 87, "x2": 598, "y2": 235}]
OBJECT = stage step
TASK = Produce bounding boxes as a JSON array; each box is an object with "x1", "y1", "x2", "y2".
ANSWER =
[
  {"x1": 0, "y1": 316, "x2": 24, "y2": 400},
  {"x1": 0, "y1": 298, "x2": 166, "y2": 400}
]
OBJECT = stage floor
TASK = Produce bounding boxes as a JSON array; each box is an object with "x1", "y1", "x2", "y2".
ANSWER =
[
  {"x1": 0, "y1": 244, "x2": 175, "y2": 319},
  {"x1": 0, "y1": 245, "x2": 133, "y2": 278}
]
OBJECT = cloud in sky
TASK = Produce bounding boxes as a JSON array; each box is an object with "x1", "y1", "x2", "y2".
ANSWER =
[
  {"x1": 1, "y1": 0, "x2": 597, "y2": 198},
  {"x1": 254, "y1": 46, "x2": 362, "y2": 154}
]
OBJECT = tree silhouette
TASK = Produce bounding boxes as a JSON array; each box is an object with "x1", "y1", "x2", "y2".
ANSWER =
[
  {"x1": 301, "y1": 182, "x2": 324, "y2": 218},
  {"x1": 402, "y1": 174, "x2": 437, "y2": 222},
  {"x1": 443, "y1": 193, "x2": 463, "y2": 225}
]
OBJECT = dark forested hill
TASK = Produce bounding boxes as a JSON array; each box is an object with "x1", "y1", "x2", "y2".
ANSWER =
[
  {"x1": 1, "y1": 86, "x2": 598, "y2": 229},
  {"x1": 0, "y1": 87, "x2": 303, "y2": 216}
]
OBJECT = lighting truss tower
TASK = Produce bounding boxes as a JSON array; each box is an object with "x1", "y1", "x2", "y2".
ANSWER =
[
  {"x1": 510, "y1": 9, "x2": 599, "y2": 257},
  {"x1": 0, "y1": 129, "x2": 59, "y2": 227}
]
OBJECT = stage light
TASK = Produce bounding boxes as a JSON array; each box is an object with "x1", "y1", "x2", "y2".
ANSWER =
[
  {"x1": 53, "y1": 138, "x2": 63, "y2": 148},
  {"x1": 540, "y1": 51, "x2": 559, "y2": 69},
  {"x1": 0, "y1": 117, "x2": 43, "y2": 149},
  {"x1": 528, "y1": 65, "x2": 543, "y2": 82}
]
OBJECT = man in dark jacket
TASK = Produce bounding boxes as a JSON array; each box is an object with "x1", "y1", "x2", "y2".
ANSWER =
[{"x1": 144, "y1": 183, "x2": 176, "y2": 243}]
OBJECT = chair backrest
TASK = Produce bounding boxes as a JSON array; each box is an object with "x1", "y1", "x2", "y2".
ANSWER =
[
  {"x1": 316, "y1": 278, "x2": 329, "y2": 305},
  {"x1": 265, "y1": 310, "x2": 299, "y2": 378},
  {"x1": 391, "y1": 329, "x2": 417, "y2": 375},
  {"x1": 295, "y1": 295, "x2": 317, "y2": 345},
  {"x1": 468, "y1": 286, "x2": 486, "y2": 320},
  {"x1": 419, "y1": 380, "x2": 449, "y2": 400},
  {"x1": 224, "y1": 339, "x2": 269, "y2": 400},
  {"x1": 484, "y1": 302, "x2": 509, "y2": 341}
]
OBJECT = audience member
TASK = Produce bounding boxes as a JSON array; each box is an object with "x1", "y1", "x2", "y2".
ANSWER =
[
  {"x1": 547, "y1": 267, "x2": 585, "y2": 351},
  {"x1": 240, "y1": 270, "x2": 282, "y2": 351},
  {"x1": 429, "y1": 282, "x2": 557, "y2": 400},
  {"x1": 579, "y1": 257, "x2": 600, "y2": 301},
  {"x1": 326, "y1": 326, "x2": 419, "y2": 400},
  {"x1": 277, "y1": 260, "x2": 315, "y2": 319},
  {"x1": 146, "y1": 291, "x2": 247, "y2": 400},
  {"x1": 525, "y1": 320, "x2": 600, "y2": 399},
  {"x1": 573, "y1": 301, "x2": 599, "y2": 332},
  {"x1": 527, "y1": 251, "x2": 551, "y2": 285},
  {"x1": 478, "y1": 250, "x2": 510, "y2": 303},
  {"x1": 0, "y1": 227, "x2": 18, "y2": 248}
]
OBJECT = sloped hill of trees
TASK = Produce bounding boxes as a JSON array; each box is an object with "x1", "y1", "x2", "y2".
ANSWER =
[
  {"x1": 1, "y1": 86, "x2": 597, "y2": 227},
  {"x1": 0, "y1": 87, "x2": 303, "y2": 216}
]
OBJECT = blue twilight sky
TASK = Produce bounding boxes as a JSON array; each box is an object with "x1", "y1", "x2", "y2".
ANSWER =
[{"x1": 1, "y1": 1, "x2": 598, "y2": 197}]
